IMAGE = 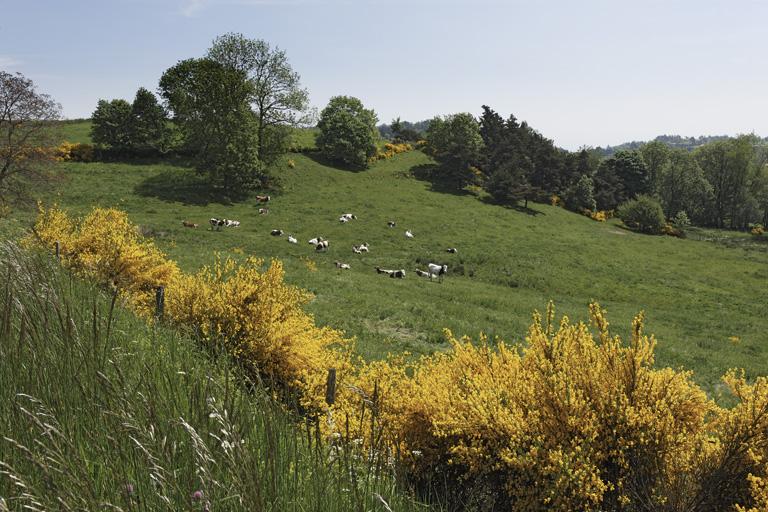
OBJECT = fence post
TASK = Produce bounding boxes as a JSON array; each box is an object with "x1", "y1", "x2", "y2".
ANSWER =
[
  {"x1": 54, "y1": 241, "x2": 60, "y2": 261},
  {"x1": 155, "y1": 286, "x2": 165, "y2": 320},
  {"x1": 325, "y1": 368, "x2": 337, "y2": 406}
]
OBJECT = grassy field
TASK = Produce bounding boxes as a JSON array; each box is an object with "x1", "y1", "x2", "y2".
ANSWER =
[
  {"x1": 9, "y1": 120, "x2": 768, "y2": 398},
  {"x1": 0, "y1": 244, "x2": 431, "y2": 511}
]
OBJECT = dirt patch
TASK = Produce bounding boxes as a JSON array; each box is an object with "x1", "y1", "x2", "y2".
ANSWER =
[{"x1": 610, "y1": 230, "x2": 628, "y2": 235}]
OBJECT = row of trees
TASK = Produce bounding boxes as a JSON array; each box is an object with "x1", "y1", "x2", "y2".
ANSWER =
[{"x1": 423, "y1": 107, "x2": 768, "y2": 229}]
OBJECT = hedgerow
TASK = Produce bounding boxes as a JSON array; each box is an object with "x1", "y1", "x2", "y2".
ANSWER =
[{"x1": 27, "y1": 204, "x2": 768, "y2": 510}]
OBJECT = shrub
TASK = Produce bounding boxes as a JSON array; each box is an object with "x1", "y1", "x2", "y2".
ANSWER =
[
  {"x1": 617, "y1": 195, "x2": 666, "y2": 234},
  {"x1": 750, "y1": 223, "x2": 764, "y2": 236},
  {"x1": 672, "y1": 210, "x2": 691, "y2": 230}
]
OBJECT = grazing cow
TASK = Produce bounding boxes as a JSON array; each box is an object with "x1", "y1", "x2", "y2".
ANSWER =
[
  {"x1": 182, "y1": 220, "x2": 198, "y2": 228},
  {"x1": 415, "y1": 269, "x2": 438, "y2": 279},
  {"x1": 352, "y1": 243, "x2": 369, "y2": 254},
  {"x1": 446, "y1": 247, "x2": 458, "y2": 254},
  {"x1": 387, "y1": 221, "x2": 396, "y2": 228},
  {"x1": 339, "y1": 216, "x2": 350, "y2": 223},
  {"x1": 428, "y1": 263, "x2": 448, "y2": 282},
  {"x1": 287, "y1": 235, "x2": 298, "y2": 244},
  {"x1": 340, "y1": 213, "x2": 357, "y2": 220},
  {"x1": 255, "y1": 195, "x2": 271, "y2": 203},
  {"x1": 405, "y1": 230, "x2": 414, "y2": 239},
  {"x1": 308, "y1": 236, "x2": 324, "y2": 245},
  {"x1": 271, "y1": 229, "x2": 284, "y2": 236},
  {"x1": 315, "y1": 240, "x2": 329, "y2": 251},
  {"x1": 334, "y1": 261, "x2": 351, "y2": 269},
  {"x1": 258, "y1": 208, "x2": 269, "y2": 215},
  {"x1": 226, "y1": 219, "x2": 240, "y2": 227}
]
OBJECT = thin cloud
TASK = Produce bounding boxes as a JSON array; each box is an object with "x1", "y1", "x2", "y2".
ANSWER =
[
  {"x1": 0, "y1": 55, "x2": 21, "y2": 69},
  {"x1": 180, "y1": 0, "x2": 320, "y2": 16}
]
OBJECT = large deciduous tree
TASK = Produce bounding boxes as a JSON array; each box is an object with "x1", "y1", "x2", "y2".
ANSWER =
[
  {"x1": 316, "y1": 96, "x2": 378, "y2": 169},
  {"x1": 207, "y1": 33, "x2": 311, "y2": 165},
  {"x1": 129, "y1": 87, "x2": 171, "y2": 153},
  {"x1": 0, "y1": 71, "x2": 61, "y2": 207},
  {"x1": 426, "y1": 112, "x2": 484, "y2": 189},
  {"x1": 159, "y1": 58, "x2": 262, "y2": 194}
]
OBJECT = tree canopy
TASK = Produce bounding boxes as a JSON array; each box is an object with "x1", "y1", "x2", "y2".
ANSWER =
[
  {"x1": 0, "y1": 71, "x2": 61, "y2": 207},
  {"x1": 316, "y1": 96, "x2": 378, "y2": 169},
  {"x1": 159, "y1": 58, "x2": 262, "y2": 194}
]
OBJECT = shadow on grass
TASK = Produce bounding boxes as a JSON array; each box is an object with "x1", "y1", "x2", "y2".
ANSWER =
[
  {"x1": 479, "y1": 195, "x2": 545, "y2": 216},
  {"x1": 303, "y1": 151, "x2": 369, "y2": 173},
  {"x1": 134, "y1": 169, "x2": 246, "y2": 206},
  {"x1": 410, "y1": 163, "x2": 473, "y2": 196}
]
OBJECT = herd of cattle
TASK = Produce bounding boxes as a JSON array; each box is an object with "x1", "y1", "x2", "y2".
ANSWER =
[{"x1": 181, "y1": 195, "x2": 454, "y2": 281}]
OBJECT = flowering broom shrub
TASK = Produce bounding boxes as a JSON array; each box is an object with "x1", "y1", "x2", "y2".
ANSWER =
[{"x1": 26, "y1": 205, "x2": 768, "y2": 510}]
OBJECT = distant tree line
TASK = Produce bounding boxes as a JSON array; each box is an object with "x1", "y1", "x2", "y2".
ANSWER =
[
  {"x1": 378, "y1": 119, "x2": 430, "y2": 141},
  {"x1": 423, "y1": 107, "x2": 768, "y2": 230}
]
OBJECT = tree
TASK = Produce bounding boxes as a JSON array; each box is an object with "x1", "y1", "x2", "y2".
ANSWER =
[
  {"x1": 129, "y1": 87, "x2": 171, "y2": 153},
  {"x1": 316, "y1": 96, "x2": 378, "y2": 169},
  {"x1": 564, "y1": 174, "x2": 597, "y2": 212},
  {"x1": 390, "y1": 117, "x2": 422, "y2": 143},
  {"x1": 639, "y1": 140, "x2": 670, "y2": 194},
  {"x1": 695, "y1": 136, "x2": 754, "y2": 228},
  {"x1": 425, "y1": 112, "x2": 484, "y2": 188},
  {"x1": 159, "y1": 58, "x2": 262, "y2": 194},
  {"x1": 207, "y1": 33, "x2": 311, "y2": 166},
  {"x1": 593, "y1": 150, "x2": 650, "y2": 210},
  {"x1": 91, "y1": 99, "x2": 133, "y2": 150},
  {"x1": 0, "y1": 71, "x2": 61, "y2": 207},
  {"x1": 657, "y1": 150, "x2": 712, "y2": 222}
]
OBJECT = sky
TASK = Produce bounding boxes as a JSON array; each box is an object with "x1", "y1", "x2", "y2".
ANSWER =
[{"x1": 2, "y1": 0, "x2": 767, "y2": 150}]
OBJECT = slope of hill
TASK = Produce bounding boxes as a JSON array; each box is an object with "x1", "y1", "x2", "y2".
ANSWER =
[{"x1": 14, "y1": 137, "x2": 767, "y2": 398}]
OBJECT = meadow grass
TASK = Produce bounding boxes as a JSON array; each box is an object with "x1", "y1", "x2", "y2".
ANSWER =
[
  {"x1": 7, "y1": 120, "x2": 768, "y2": 398},
  {"x1": 0, "y1": 244, "x2": 433, "y2": 511}
]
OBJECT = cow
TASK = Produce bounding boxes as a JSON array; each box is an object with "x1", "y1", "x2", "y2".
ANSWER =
[
  {"x1": 428, "y1": 263, "x2": 448, "y2": 282},
  {"x1": 271, "y1": 229, "x2": 284, "y2": 236},
  {"x1": 415, "y1": 269, "x2": 438, "y2": 279},
  {"x1": 375, "y1": 267, "x2": 405, "y2": 278},
  {"x1": 287, "y1": 235, "x2": 298, "y2": 244},
  {"x1": 387, "y1": 221, "x2": 396, "y2": 228},
  {"x1": 256, "y1": 195, "x2": 271, "y2": 203},
  {"x1": 258, "y1": 208, "x2": 269, "y2": 215},
  {"x1": 352, "y1": 243, "x2": 369, "y2": 254},
  {"x1": 308, "y1": 236, "x2": 324, "y2": 245},
  {"x1": 340, "y1": 213, "x2": 357, "y2": 220},
  {"x1": 209, "y1": 218, "x2": 226, "y2": 231},
  {"x1": 334, "y1": 261, "x2": 351, "y2": 269},
  {"x1": 405, "y1": 230, "x2": 414, "y2": 239},
  {"x1": 315, "y1": 240, "x2": 329, "y2": 251},
  {"x1": 446, "y1": 247, "x2": 458, "y2": 254},
  {"x1": 226, "y1": 220, "x2": 240, "y2": 228},
  {"x1": 182, "y1": 220, "x2": 198, "y2": 228}
]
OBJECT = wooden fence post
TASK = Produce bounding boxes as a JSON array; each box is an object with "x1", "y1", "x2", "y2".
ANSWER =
[
  {"x1": 155, "y1": 286, "x2": 165, "y2": 320},
  {"x1": 325, "y1": 368, "x2": 337, "y2": 406},
  {"x1": 54, "y1": 241, "x2": 60, "y2": 261}
]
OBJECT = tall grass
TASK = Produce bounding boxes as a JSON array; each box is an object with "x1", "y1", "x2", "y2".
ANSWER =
[{"x1": 0, "y1": 243, "x2": 431, "y2": 511}]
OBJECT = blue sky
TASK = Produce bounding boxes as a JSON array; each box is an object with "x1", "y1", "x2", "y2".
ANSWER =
[{"x1": 2, "y1": 0, "x2": 767, "y2": 149}]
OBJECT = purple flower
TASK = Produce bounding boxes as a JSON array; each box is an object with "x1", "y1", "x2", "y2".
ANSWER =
[
  {"x1": 192, "y1": 490, "x2": 204, "y2": 501},
  {"x1": 124, "y1": 483, "x2": 135, "y2": 496}
]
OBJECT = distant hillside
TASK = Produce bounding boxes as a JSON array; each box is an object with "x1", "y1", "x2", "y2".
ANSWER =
[
  {"x1": 378, "y1": 119, "x2": 431, "y2": 140},
  {"x1": 595, "y1": 134, "x2": 761, "y2": 156}
]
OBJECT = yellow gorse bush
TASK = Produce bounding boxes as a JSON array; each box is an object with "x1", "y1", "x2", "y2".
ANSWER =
[
  {"x1": 369, "y1": 142, "x2": 414, "y2": 163},
  {"x1": 28, "y1": 204, "x2": 768, "y2": 510}
]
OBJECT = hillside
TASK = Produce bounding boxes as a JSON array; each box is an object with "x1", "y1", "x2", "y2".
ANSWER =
[{"x1": 10, "y1": 120, "x2": 768, "y2": 397}]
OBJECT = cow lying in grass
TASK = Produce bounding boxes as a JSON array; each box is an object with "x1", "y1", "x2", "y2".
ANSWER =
[
  {"x1": 270, "y1": 229, "x2": 284, "y2": 236},
  {"x1": 287, "y1": 235, "x2": 298, "y2": 244},
  {"x1": 415, "y1": 269, "x2": 438, "y2": 279},
  {"x1": 308, "y1": 236, "x2": 324, "y2": 245},
  {"x1": 258, "y1": 207, "x2": 269, "y2": 215},
  {"x1": 182, "y1": 220, "x2": 198, "y2": 228},
  {"x1": 210, "y1": 218, "x2": 240, "y2": 231},
  {"x1": 315, "y1": 240, "x2": 329, "y2": 251},
  {"x1": 446, "y1": 247, "x2": 458, "y2": 254},
  {"x1": 339, "y1": 213, "x2": 357, "y2": 222},
  {"x1": 352, "y1": 243, "x2": 369, "y2": 254},
  {"x1": 256, "y1": 194, "x2": 271, "y2": 203},
  {"x1": 334, "y1": 261, "x2": 351, "y2": 269},
  {"x1": 376, "y1": 267, "x2": 406, "y2": 278}
]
